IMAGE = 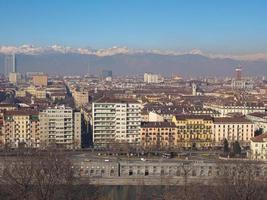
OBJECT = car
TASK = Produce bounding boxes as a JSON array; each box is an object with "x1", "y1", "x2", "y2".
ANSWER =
[
  {"x1": 104, "y1": 159, "x2": 109, "y2": 162},
  {"x1": 140, "y1": 158, "x2": 146, "y2": 161}
]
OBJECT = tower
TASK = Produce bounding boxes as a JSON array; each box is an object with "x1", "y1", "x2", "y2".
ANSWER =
[
  {"x1": 4, "y1": 54, "x2": 16, "y2": 77},
  {"x1": 192, "y1": 83, "x2": 197, "y2": 96},
  {"x1": 235, "y1": 68, "x2": 242, "y2": 80}
]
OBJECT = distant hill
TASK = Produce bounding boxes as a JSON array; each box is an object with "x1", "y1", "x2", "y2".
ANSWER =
[{"x1": 0, "y1": 52, "x2": 266, "y2": 77}]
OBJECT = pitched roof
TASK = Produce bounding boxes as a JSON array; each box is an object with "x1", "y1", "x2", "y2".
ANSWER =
[
  {"x1": 251, "y1": 132, "x2": 267, "y2": 142},
  {"x1": 213, "y1": 117, "x2": 252, "y2": 124},
  {"x1": 174, "y1": 114, "x2": 213, "y2": 121},
  {"x1": 141, "y1": 122, "x2": 176, "y2": 128}
]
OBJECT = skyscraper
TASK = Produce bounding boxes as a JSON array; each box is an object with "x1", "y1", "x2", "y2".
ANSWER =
[
  {"x1": 235, "y1": 68, "x2": 242, "y2": 80},
  {"x1": 4, "y1": 54, "x2": 16, "y2": 77}
]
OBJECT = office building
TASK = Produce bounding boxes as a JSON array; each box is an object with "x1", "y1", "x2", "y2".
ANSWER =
[{"x1": 4, "y1": 54, "x2": 16, "y2": 77}]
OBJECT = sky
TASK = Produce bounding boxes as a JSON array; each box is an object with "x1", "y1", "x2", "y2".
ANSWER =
[{"x1": 0, "y1": 0, "x2": 267, "y2": 54}]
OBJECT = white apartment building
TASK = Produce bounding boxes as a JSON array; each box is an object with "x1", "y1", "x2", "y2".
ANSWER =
[
  {"x1": 204, "y1": 103, "x2": 266, "y2": 117},
  {"x1": 39, "y1": 105, "x2": 81, "y2": 149},
  {"x1": 212, "y1": 117, "x2": 255, "y2": 146},
  {"x1": 250, "y1": 133, "x2": 267, "y2": 160},
  {"x1": 246, "y1": 112, "x2": 267, "y2": 133},
  {"x1": 144, "y1": 73, "x2": 163, "y2": 84},
  {"x1": 92, "y1": 97, "x2": 141, "y2": 146}
]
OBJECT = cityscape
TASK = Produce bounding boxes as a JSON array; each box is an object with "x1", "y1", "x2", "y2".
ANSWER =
[{"x1": 0, "y1": 1, "x2": 267, "y2": 200}]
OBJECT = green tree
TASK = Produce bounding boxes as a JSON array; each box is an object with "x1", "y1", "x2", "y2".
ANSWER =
[
  {"x1": 233, "y1": 141, "x2": 241, "y2": 155},
  {"x1": 254, "y1": 128, "x2": 263, "y2": 137}
]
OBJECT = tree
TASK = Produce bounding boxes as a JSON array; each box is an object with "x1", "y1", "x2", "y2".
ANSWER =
[
  {"x1": 254, "y1": 128, "x2": 263, "y2": 137},
  {"x1": 223, "y1": 138, "x2": 229, "y2": 154},
  {"x1": 233, "y1": 141, "x2": 241, "y2": 155},
  {"x1": 214, "y1": 160, "x2": 264, "y2": 200}
]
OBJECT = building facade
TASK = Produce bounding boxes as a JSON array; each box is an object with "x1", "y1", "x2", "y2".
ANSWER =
[
  {"x1": 32, "y1": 74, "x2": 48, "y2": 87},
  {"x1": 144, "y1": 73, "x2": 163, "y2": 84},
  {"x1": 212, "y1": 117, "x2": 254, "y2": 146},
  {"x1": 250, "y1": 133, "x2": 267, "y2": 160},
  {"x1": 2, "y1": 110, "x2": 40, "y2": 148},
  {"x1": 204, "y1": 103, "x2": 266, "y2": 117},
  {"x1": 140, "y1": 122, "x2": 176, "y2": 149},
  {"x1": 92, "y1": 97, "x2": 141, "y2": 146},
  {"x1": 172, "y1": 115, "x2": 213, "y2": 148},
  {"x1": 39, "y1": 105, "x2": 81, "y2": 149}
]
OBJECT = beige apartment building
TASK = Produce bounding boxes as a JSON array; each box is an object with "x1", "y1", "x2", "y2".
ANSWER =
[
  {"x1": 212, "y1": 117, "x2": 254, "y2": 146},
  {"x1": 73, "y1": 89, "x2": 89, "y2": 107},
  {"x1": 39, "y1": 105, "x2": 81, "y2": 149},
  {"x1": 2, "y1": 110, "x2": 40, "y2": 148},
  {"x1": 32, "y1": 74, "x2": 48, "y2": 87},
  {"x1": 140, "y1": 122, "x2": 176, "y2": 149}
]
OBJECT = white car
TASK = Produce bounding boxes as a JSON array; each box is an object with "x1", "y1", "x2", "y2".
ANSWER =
[{"x1": 140, "y1": 158, "x2": 146, "y2": 161}]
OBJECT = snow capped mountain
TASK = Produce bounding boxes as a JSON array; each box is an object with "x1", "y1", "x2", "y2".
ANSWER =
[{"x1": 0, "y1": 44, "x2": 267, "y2": 61}]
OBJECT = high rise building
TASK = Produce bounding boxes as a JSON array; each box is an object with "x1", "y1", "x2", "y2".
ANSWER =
[
  {"x1": 4, "y1": 54, "x2": 16, "y2": 77},
  {"x1": 92, "y1": 97, "x2": 141, "y2": 146},
  {"x1": 101, "y1": 70, "x2": 113, "y2": 81},
  {"x1": 235, "y1": 68, "x2": 242, "y2": 80},
  {"x1": 39, "y1": 105, "x2": 81, "y2": 149},
  {"x1": 144, "y1": 73, "x2": 164, "y2": 83}
]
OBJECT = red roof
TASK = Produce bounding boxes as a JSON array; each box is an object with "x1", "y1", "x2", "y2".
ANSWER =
[{"x1": 251, "y1": 132, "x2": 267, "y2": 142}]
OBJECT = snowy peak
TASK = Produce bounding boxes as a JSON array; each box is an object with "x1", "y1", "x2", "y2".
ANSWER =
[{"x1": 0, "y1": 45, "x2": 267, "y2": 61}]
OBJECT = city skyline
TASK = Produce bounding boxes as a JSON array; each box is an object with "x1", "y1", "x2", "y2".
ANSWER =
[{"x1": 0, "y1": 0, "x2": 267, "y2": 54}]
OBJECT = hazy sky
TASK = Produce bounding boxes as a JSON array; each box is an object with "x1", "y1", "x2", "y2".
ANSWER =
[{"x1": 0, "y1": 0, "x2": 267, "y2": 53}]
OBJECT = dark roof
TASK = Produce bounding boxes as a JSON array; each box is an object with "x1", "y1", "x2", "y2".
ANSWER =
[
  {"x1": 248, "y1": 112, "x2": 267, "y2": 118},
  {"x1": 95, "y1": 96, "x2": 139, "y2": 104},
  {"x1": 251, "y1": 132, "x2": 267, "y2": 142},
  {"x1": 213, "y1": 117, "x2": 252, "y2": 124},
  {"x1": 4, "y1": 110, "x2": 39, "y2": 116},
  {"x1": 174, "y1": 115, "x2": 213, "y2": 121},
  {"x1": 141, "y1": 122, "x2": 176, "y2": 128}
]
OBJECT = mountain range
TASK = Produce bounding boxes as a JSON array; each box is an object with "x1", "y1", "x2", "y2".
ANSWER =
[{"x1": 0, "y1": 45, "x2": 266, "y2": 77}]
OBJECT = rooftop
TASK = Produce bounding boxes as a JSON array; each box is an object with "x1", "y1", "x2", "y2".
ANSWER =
[
  {"x1": 213, "y1": 117, "x2": 252, "y2": 123},
  {"x1": 251, "y1": 132, "x2": 267, "y2": 143},
  {"x1": 141, "y1": 122, "x2": 176, "y2": 128},
  {"x1": 95, "y1": 96, "x2": 139, "y2": 104},
  {"x1": 174, "y1": 115, "x2": 213, "y2": 121}
]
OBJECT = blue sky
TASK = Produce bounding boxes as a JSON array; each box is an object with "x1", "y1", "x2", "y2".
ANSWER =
[{"x1": 0, "y1": 0, "x2": 266, "y2": 53}]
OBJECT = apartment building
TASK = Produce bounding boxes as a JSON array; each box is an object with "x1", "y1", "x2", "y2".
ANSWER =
[
  {"x1": 247, "y1": 112, "x2": 267, "y2": 133},
  {"x1": 32, "y1": 74, "x2": 48, "y2": 87},
  {"x1": 73, "y1": 89, "x2": 89, "y2": 108},
  {"x1": 213, "y1": 117, "x2": 254, "y2": 146},
  {"x1": 250, "y1": 132, "x2": 267, "y2": 160},
  {"x1": 172, "y1": 115, "x2": 213, "y2": 148},
  {"x1": 204, "y1": 103, "x2": 266, "y2": 117},
  {"x1": 92, "y1": 97, "x2": 141, "y2": 146},
  {"x1": 140, "y1": 122, "x2": 176, "y2": 149},
  {"x1": 2, "y1": 110, "x2": 40, "y2": 148},
  {"x1": 144, "y1": 73, "x2": 163, "y2": 84},
  {"x1": 39, "y1": 105, "x2": 81, "y2": 149}
]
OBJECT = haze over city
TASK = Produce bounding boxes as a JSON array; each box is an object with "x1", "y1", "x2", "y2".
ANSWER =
[{"x1": 0, "y1": 1, "x2": 267, "y2": 200}]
